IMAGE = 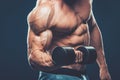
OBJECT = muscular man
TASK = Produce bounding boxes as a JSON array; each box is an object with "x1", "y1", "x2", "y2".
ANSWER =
[{"x1": 27, "y1": 0, "x2": 111, "y2": 80}]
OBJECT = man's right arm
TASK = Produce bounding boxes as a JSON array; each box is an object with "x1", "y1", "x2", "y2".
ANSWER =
[
  {"x1": 27, "y1": 28, "x2": 58, "y2": 72},
  {"x1": 27, "y1": 4, "x2": 59, "y2": 72}
]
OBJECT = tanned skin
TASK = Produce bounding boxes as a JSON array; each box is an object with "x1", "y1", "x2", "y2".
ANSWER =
[{"x1": 27, "y1": 0, "x2": 111, "y2": 80}]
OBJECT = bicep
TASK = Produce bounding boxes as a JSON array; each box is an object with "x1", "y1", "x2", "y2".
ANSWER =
[
  {"x1": 27, "y1": 5, "x2": 53, "y2": 54},
  {"x1": 27, "y1": 28, "x2": 53, "y2": 55}
]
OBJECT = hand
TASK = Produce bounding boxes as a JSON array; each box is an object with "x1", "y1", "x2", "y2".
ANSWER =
[
  {"x1": 100, "y1": 67, "x2": 112, "y2": 80},
  {"x1": 74, "y1": 49, "x2": 83, "y2": 63},
  {"x1": 74, "y1": 46, "x2": 97, "y2": 64}
]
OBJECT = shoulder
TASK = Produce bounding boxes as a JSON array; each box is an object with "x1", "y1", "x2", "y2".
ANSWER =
[
  {"x1": 27, "y1": 1, "x2": 53, "y2": 23},
  {"x1": 89, "y1": 0, "x2": 93, "y2": 4},
  {"x1": 27, "y1": 0, "x2": 54, "y2": 34}
]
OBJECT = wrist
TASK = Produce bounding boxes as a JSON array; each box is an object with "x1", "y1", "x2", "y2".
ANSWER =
[{"x1": 99, "y1": 65, "x2": 108, "y2": 71}]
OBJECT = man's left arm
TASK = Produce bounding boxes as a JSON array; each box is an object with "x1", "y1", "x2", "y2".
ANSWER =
[{"x1": 88, "y1": 11, "x2": 111, "y2": 80}]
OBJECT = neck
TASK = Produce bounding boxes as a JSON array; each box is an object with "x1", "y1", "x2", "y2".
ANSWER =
[
  {"x1": 53, "y1": 0, "x2": 77, "y2": 3},
  {"x1": 64, "y1": 0, "x2": 78, "y2": 7},
  {"x1": 55, "y1": 0, "x2": 78, "y2": 6}
]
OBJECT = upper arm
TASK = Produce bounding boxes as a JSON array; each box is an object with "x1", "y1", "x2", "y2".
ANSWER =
[
  {"x1": 27, "y1": 29, "x2": 52, "y2": 55},
  {"x1": 27, "y1": 3, "x2": 53, "y2": 55},
  {"x1": 27, "y1": 2, "x2": 54, "y2": 34},
  {"x1": 88, "y1": 11, "x2": 104, "y2": 51},
  {"x1": 88, "y1": 11, "x2": 98, "y2": 32}
]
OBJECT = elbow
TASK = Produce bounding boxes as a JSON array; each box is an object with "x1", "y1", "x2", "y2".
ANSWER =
[
  {"x1": 28, "y1": 54, "x2": 39, "y2": 70},
  {"x1": 28, "y1": 54, "x2": 55, "y2": 72}
]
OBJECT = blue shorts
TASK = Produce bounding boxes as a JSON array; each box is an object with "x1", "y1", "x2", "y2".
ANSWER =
[{"x1": 38, "y1": 68, "x2": 89, "y2": 80}]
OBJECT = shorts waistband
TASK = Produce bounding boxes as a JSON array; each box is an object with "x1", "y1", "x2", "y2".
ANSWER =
[{"x1": 48, "y1": 68, "x2": 82, "y2": 77}]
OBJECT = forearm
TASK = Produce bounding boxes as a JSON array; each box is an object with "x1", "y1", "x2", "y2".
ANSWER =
[
  {"x1": 89, "y1": 11, "x2": 111, "y2": 80},
  {"x1": 90, "y1": 25, "x2": 108, "y2": 69},
  {"x1": 28, "y1": 49, "x2": 59, "y2": 72},
  {"x1": 96, "y1": 48, "x2": 108, "y2": 69}
]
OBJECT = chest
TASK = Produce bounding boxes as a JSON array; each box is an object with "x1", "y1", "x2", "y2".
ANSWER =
[{"x1": 49, "y1": 1, "x2": 91, "y2": 33}]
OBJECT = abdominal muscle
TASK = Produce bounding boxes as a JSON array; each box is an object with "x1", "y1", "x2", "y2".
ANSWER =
[{"x1": 48, "y1": 24, "x2": 90, "y2": 72}]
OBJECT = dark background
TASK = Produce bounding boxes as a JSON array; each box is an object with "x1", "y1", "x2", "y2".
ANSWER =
[{"x1": 0, "y1": 0, "x2": 120, "y2": 80}]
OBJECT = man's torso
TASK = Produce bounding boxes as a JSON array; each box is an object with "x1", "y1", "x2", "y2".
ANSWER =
[{"x1": 29, "y1": 0, "x2": 92, "y2": 72}]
